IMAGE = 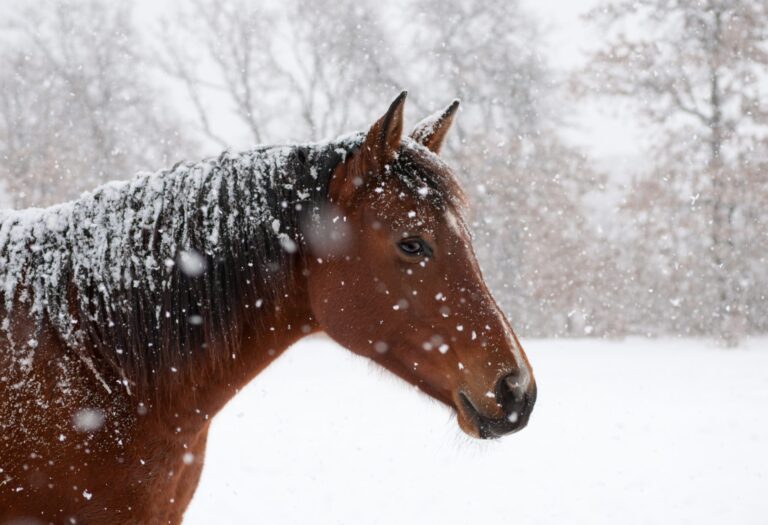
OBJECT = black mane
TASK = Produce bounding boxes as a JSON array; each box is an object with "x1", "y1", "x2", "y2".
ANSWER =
[{"x1": 0, "y1": 136, "x2": 359, "y2": 398}]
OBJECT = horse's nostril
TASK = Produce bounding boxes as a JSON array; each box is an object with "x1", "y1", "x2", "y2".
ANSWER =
[
  {"x1": 496, "y1": 372, "x2": 535, "y2": 421},
  {"x1": 471, "y1": 375, "x2": 536, "y2": 438},
  {"x1": 497, "y1": 372, "x2": 524, "y2": 404},
  {"x1": 505, "y1": 375, "x2": 524, "y2": 394}
]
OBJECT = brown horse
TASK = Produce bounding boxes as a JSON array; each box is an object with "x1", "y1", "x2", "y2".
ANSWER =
[{"x1": 0, "y1": 92, "x2": 536, "y2": 523}]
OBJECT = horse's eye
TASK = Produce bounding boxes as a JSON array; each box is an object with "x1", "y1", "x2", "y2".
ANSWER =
[{"x1": 398, "y1": 238, "x2": 431, "y2": 257}]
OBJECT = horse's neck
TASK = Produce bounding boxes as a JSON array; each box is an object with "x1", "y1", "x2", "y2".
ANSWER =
[
  {"x1": 150, "y1": 152, "x2": 326, "y2": 420},
  {"x1": 152, "y1": 272, "x2": 318, "y2": 432}
]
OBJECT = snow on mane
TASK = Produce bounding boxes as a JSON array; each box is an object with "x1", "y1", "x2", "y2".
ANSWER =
[{"x1": 0, "y1": 137, "x2": 358, "y2": 395}]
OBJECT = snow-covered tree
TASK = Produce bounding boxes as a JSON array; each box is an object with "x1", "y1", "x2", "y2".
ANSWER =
[
  {"x1": 0, "y1": 0, "x2": 190, "y2": 208},
  {"x1": 157, "y1": 0, "x2": 402, "y2": 146},
  {"x1": 583, "y1": 0, "x2": 768, "y2": 343},
  {"x1": 405, "y1": 0, "x2": 605, "y2": 336}
]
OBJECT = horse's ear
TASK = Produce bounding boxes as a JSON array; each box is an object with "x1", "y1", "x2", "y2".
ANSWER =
[
  {"x1": 410, "y1": 99, "x2": 460, "y2": 154},
  {"x1": 329, "y1": 91, "x2": 407, "y2": 204},
  {"x1": 359, "y1": 90, "x2": 407, "y2": 174}
]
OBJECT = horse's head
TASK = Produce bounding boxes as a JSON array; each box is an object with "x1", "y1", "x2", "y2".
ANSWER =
[{"x1": 306, "y1": 92, "x2": 536, "y2": 439}]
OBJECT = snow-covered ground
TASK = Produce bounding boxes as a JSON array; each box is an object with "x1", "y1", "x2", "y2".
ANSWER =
[{"x1": 185, "y1": 336, "x2": 768, "y2": 524}]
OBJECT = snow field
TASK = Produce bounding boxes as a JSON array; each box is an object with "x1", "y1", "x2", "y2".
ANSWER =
[{"x1": 186, "y1": 336, "x2": 768, "y2": 524}]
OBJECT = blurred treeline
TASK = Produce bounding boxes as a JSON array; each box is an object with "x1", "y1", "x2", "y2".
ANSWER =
[{"x1": 1, "y1": 0, "x2": 766, "y2": 343}]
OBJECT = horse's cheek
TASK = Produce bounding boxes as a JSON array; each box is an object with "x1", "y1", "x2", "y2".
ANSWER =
[{"x1": 307, "y1": 269, "x2": 378, "y2": 356}]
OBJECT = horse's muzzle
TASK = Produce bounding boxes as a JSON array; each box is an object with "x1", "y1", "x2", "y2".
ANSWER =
[{"x1": 459, "y1": 374, "x2": 537, "y2": 439}]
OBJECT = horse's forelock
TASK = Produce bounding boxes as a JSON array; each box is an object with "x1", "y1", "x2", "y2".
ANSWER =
[{"x1": 393, "y1": 140, "x2": 469, "y2": 217}]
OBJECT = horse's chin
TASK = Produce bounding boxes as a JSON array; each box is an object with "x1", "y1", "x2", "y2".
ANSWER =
[{"x1": 455, "y1": 392, "x2": 529, "y2": 440}]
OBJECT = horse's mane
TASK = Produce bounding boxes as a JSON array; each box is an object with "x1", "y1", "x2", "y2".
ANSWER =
[
  {"x1": 0, "y1": 134, "x2": 463, "y2": 400},
  {"x1": 0, "y1": 135, "x2": 361, "y2": 398}
]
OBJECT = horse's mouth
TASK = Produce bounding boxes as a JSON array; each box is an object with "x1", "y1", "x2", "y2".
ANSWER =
[{"x1": 458, "y1": 391, "x2": 532, "y2": 439}]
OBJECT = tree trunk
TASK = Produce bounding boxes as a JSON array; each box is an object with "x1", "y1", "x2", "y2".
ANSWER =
[{"x1": 708, "y1": 7, "x2": 740, "y2": 345}]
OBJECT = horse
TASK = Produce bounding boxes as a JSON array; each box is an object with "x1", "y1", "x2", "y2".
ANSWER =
[{"x1": 0, "y1": 92, "x2": 536, "y2": 523}]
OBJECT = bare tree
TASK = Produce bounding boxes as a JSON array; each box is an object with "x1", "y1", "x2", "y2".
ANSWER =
[
  {"x1": 0, "y1": 0, "x2": 191, "y2": 208},
  {"x1": 404, "y1": 0, "x2": 547, "y2": 145},
  {"x1": 405, "y1": 0, "x2": 606, "y2": 336},
  {"x1": 157, "y1": 0, "x2": 403, "y2": 147},
  {"x1": 583, "y1": 0, "x2": 768, "y2": 342}
]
